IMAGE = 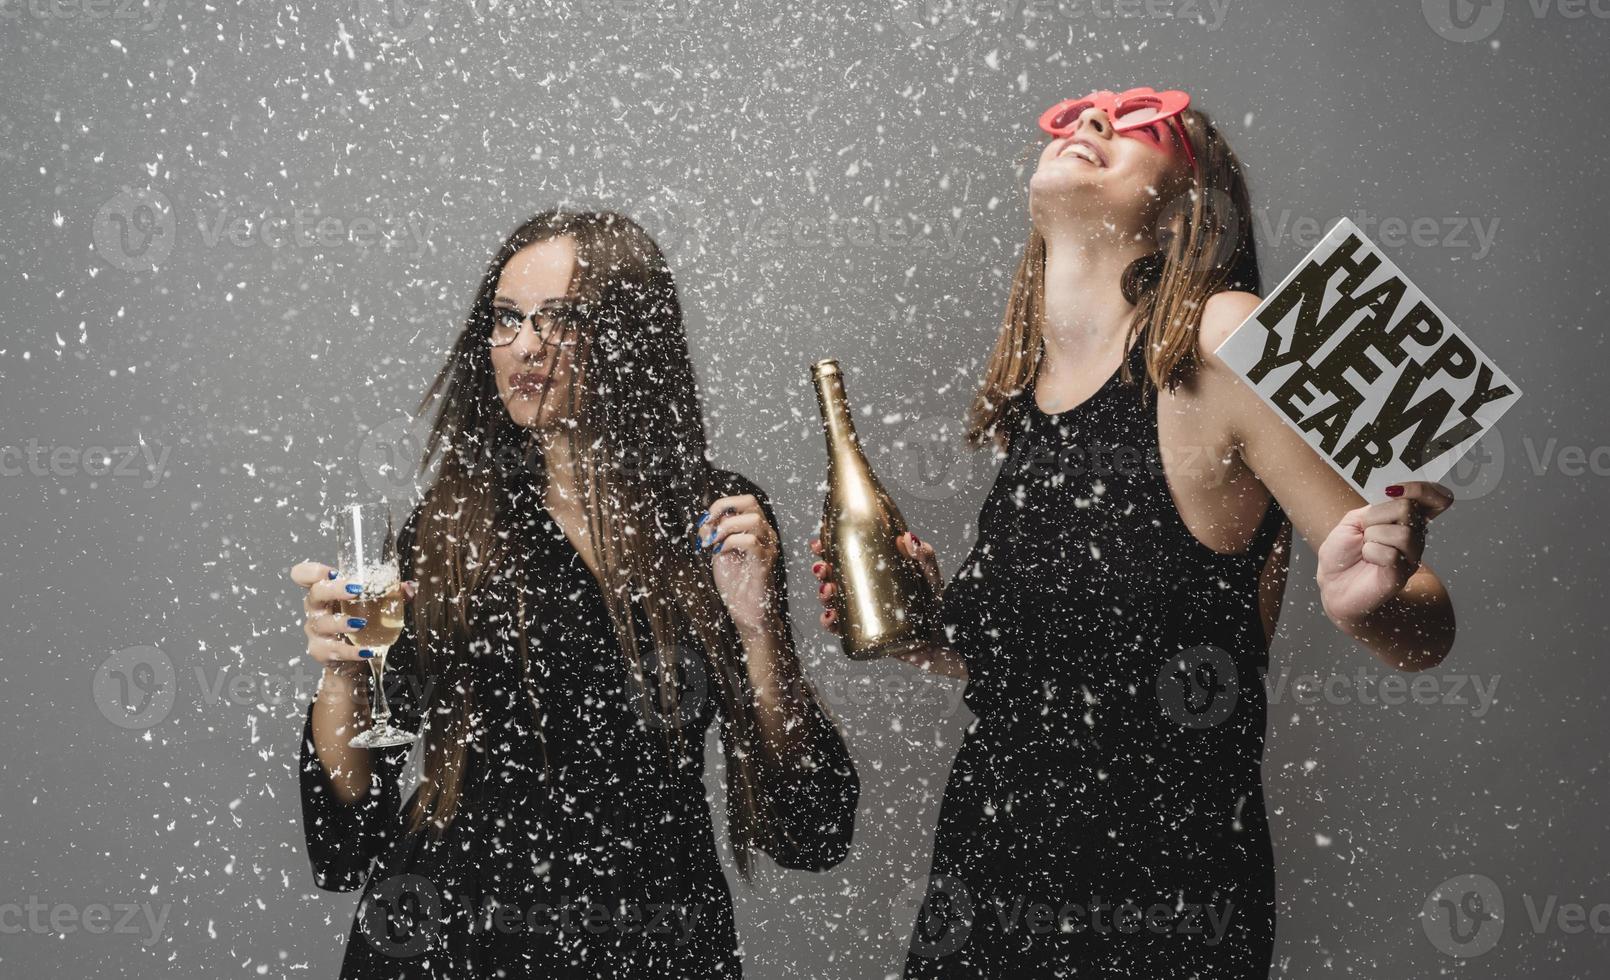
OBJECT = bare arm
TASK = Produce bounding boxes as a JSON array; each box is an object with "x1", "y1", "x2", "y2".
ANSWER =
[{"x1": 1196, "y1": 291, "x2": 1457, "y2": 671}]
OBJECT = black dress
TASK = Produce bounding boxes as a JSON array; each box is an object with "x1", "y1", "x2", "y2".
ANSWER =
[
  {"x1": 299, "y1": 469, "x2": 859, "y2": 979},
  {"x1": 905, "y1": 338, "x2": 1288, "y2": 978}
]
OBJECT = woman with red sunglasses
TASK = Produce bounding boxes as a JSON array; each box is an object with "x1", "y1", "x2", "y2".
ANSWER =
[{"x1": 812, "y1": 87, "x2": 1457, "y2": 977}]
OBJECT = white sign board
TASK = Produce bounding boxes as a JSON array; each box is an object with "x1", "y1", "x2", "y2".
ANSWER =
[{"x1": 1214, "y1": 218, "x2": 1521, "y2": 499}]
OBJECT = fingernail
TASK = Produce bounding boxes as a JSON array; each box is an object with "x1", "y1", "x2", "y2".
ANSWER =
[
  {"x1": 347, "y1": 617, "x2": 367, "y2": 629},
  {"x1": 345, "y1": 583, "x2": 364, "y2": 595},
  {"x1": 819, "y1": 583, "x2": 829, "y2": 596},
  {"x1": 697, "y1": 511, "x2": 710, "y2": 528},
  {"x1": 812, "y1": 562, "x2": 825, "y2": 575},
  {"x1": 358, "y1": 649, "x2": 374, "y2": 659},
  {"x1": 911, "y1": 533, "x2": 921, "y2": 547},
  {"x1": 713, "y1": 541, "x2": 724, "y2": 554},
  {"x1": 328, "y1": 570, "x2": 338, "y2": 580},
  {"x1": 1385, "y1": 485, "x2": 1404, "y2": 497}
]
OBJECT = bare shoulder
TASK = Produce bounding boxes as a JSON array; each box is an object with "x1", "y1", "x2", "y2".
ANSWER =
[
  {"x1": 1186, "y1": 290, "x2": 1271, "y2": 439},
  {"x1": 1195, "y1": 289, "x2": 1264, "y2": 364}
]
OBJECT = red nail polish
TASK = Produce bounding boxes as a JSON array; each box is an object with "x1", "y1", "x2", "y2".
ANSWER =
[
  {"x1": 812, "y1": 562, "x2": 824, "y2": 575},
  {"x1": 819, "y1": 583, "x2": 829, "y2": 596},
  {"x1": 1385, "y1": 485, "x2": 1404, "y2": 497},
  {"x1": 911, "y1": 533, "x2": 921, "y2": 547}
]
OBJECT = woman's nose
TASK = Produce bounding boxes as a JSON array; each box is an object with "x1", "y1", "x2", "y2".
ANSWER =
[
  {"x1": 1077, "y1": 106, "x2": 1111, "y2": 137},
  {"x1": 510, "y1": 322, "x2": 544, "y2": 359}
]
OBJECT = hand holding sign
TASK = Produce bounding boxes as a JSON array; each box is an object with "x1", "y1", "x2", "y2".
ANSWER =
[
  {"x1": 1214, "y1": 218, "x2": 1519, "y2": 633},
  {"x1": 1315, "y1": 480, "x2": 1454, "y2": 629}
]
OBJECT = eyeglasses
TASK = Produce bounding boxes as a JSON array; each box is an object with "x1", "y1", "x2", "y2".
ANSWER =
[
  {"x1": 1038, "y1": 86, "x2": 1196, "y2": 174},
  {"x1": 486, "y1": 299, "x2": 587, "y2": 350}
]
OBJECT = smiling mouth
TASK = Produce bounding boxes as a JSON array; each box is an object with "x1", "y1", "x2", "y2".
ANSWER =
[{"x1": 1058, "y1": 139, "x2": 1105, "y2": 167}]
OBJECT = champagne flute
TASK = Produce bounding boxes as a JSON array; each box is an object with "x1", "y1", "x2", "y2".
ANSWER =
[{"x1": 330, "y1": 501, "x2": 416, "y2": 748}]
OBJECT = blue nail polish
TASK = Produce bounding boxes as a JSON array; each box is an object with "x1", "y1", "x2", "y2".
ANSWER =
[
  {"x1": 697, "y1": 511, "x2": 710, "y2": 528},
  {"x1": 345, "y1": 583, "x2": 364, "y2": 595},
  {"x1": 358, "y1": 649, "x2": 374, "y2": 658},
  {"x1": 328, "y1": 570, "x2": 338, "y2": 580},
  {"x1": 713, "y1": 541, "x2": 723, "y2": 554},
  {"x1": 347, "y1": 617, "x2": 367, "y2": 629}
]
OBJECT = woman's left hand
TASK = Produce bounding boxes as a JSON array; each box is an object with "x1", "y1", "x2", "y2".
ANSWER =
[
  {"x1": 1316, "y1": 481, "x2": 1455, "y2": 628},
  {"x1": 696, "y1": 494, "x2": 782, "y2": 632}
]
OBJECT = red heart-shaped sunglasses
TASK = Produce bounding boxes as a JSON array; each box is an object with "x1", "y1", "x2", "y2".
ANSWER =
[{"x1": 1038, "y1": 87, "x2": 1196, "y2": 174}]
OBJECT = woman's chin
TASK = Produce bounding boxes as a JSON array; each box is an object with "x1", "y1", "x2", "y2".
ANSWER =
[{"x1": 499, "y1": 400, "x2": 545, "y2": 431}]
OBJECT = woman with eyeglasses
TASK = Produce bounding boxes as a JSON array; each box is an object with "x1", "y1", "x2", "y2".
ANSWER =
[
  {"x1": 811, "y1": 88, "x2": 1457, "y2": 977},
  {"x1": 291, "y1": 210, "x2": 858, "y2": 978}
]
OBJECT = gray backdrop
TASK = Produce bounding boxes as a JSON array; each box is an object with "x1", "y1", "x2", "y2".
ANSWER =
[{"x1": 2, "y1": 0, "x2": 1607, "y2": 976}]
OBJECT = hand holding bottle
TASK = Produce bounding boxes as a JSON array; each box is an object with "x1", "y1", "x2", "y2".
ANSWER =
[{"x1": 808, "y1": 528, "x2": 966, "y2": 680}]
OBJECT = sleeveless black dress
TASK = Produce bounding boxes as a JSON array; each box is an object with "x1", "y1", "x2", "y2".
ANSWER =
[
  {"x1": 298, "y1": 469, "x2": 859, "y2": 979},
  {"x1": 904, "y1": 337, "x2": 1288, "y2": 978}
]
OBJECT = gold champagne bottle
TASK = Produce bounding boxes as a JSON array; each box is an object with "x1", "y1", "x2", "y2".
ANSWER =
[{"x1": 811, "y1": 358, "x2": 939, "y2": 661}]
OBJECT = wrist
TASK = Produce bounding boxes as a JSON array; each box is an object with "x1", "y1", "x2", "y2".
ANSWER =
[
  {"x1": 732, "y1": 606, "x2": 786, "y2": 642},
  {"x1": 319, "y1": 662, "x2": 366, "y2": 695}
]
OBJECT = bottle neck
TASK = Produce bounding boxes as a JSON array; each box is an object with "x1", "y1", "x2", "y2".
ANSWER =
[{"x1": 813, "y1": 371, "x2": 875, "y2": 481}]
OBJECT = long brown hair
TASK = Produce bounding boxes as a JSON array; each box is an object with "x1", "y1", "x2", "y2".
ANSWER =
[
  {"x1": 402, "y1": 210, "x2": 776, "y2": 877},
  {"x1": 965, "y1": 105, "x2": 1262, "y2": 451}
]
